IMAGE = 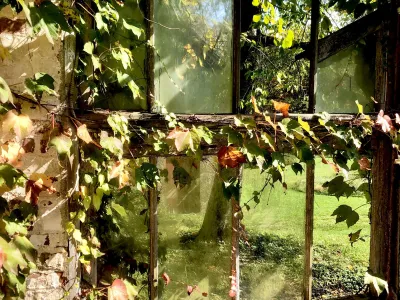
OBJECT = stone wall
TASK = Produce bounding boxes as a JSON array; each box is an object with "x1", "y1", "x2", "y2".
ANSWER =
[{"x1": 0, "y1": 5, "x2": 78, "y2": 300}]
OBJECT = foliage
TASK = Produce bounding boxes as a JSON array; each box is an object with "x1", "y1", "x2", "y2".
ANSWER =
[{"x1": 0, "y1": 0, "x2": 392, "y2": 298}]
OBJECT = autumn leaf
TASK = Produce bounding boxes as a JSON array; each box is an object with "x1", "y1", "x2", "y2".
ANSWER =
[
  {"x1": 202, "y1": 292, "x2": 208, "y2": 297},
  {"x1": 108, "y1": 161, "x2": 130, "y2": 188},
  {"x1": 0, "y1": 246, "x2": 6, "y2": 269},
  {"x1": 77, "y1": 124, "x2": 102, "y2": 149},
  {"x1": 25, "y1": 173, "x2": 57, "y2": 205},
  {"x1": 1, "y1": 110, "x2": 33, "y2": 139},
  {"x1": 108, "y1": 279, "x2": 128, "y2": 300},
  {"x1": 167, "y1": 128, "x2": 196, "y2": 152},
  {"x1": 376, "y1": 110, "x2": 393, "y2": 133},
  {"x1": 321, "y1": 154, "x2": 339, "y2": 173},
  {"x1": 251, "y1": 95, "x2": 261, "y2": 114},
  {"x1": 272, "y1": 100, "x2": 290, "y2": 117},
  {"x1": 0, "y1": 142, "x2": 24, "y2": 167},
  {"x1": 358, "y1": 157, "x2": 371, "y2": 171},
  {"x1": 218, "y1": 146, "x2": 246, "y2": 168},
  {"x1": 187, "y1": 285, "x2": 194, "y2": 296},
  {"x1": 162, "y1": 272, "x2": 171, "y2": 285}
]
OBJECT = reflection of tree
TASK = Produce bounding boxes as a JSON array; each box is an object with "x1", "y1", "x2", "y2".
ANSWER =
[{"x1": 154, "y1": 0, "x2": 233, "y2": 113}]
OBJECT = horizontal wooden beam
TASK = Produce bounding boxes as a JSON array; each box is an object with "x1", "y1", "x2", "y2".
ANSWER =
[{"x1": 297, "y1": 9, "x2": 383, "y2": 63}]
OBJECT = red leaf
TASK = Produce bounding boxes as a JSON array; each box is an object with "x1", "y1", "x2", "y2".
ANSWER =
[
  {"x1": 202, "y1": 292, "x2": 208, "y2": 297},
  {"x1": 0, "y1": 246, "x2": 6, "y2": 269},
  {"x1": 272, "y1": 100, "x2": 290, "y2": 117},
  {"x1": 109, "y1": 279, "x2": 128, "y2": 300},
  {"x1": 218, "y1": 146, "x2": 246, "y2": 168},
  {"x1": 162, "y1": 272, "x2": 171, "y2": 285},
  {"x1": 358, "y1": 157, "x2": 371, "y2": 171},
  {"x1": 25, "y1": 173, "x2": 57, "y2": 206},
  {"x1": 187, "y1": 285, "x2": 194, "y2": 296}
]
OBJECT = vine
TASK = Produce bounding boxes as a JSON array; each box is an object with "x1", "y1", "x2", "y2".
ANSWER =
[{"x1": 0, "y1": 0, "x2": 393, "y2": 298}]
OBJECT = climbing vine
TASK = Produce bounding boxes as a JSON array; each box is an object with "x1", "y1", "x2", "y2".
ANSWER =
[{"x1": 0, "y1": 0, "x2": 392, "y2": 298}]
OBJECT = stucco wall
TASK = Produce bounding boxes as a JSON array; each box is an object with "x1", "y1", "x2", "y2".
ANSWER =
[{"x1": 0, "y1": 5, "x2": 78, "y2": 300}]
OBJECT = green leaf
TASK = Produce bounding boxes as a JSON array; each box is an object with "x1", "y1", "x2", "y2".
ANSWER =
[
  {"x1": 100, "y1": 132, "x2": 124, "y2": 158},
  {"x1": 95, "y1": 12, "x2": 108, "y2": 33},
  {"x1": 92, "y1": 188, "x2": 103, "y2": 211},
  {"x1": 253, "y1": 14, "x2": 261, "y2": 23},
  {"x1": 122, "y1": 19, "x2": 142, "y2": 38},
  {"x1": 0, "y1": 164, "x2": 24, "y2": 190},
  {"x1": 25, "y1": 72, "x2": 57, "y2": 98},
  {"x1": 13, "y1": 236, "x2": 37, "y2": 262},
  {"x1": 221, "y1": 126, "x2": 243, "y2": 146},
  {"x1": 28, "y1": 1, "x2": 70, "y2": 44},
  {"x1": 331, "y1": 204, "x2": 352, "y2": 223},
  {"x1": 346, "y1": 210, "x2": 359, "y2": 227},
  {"x1": 0, "y1": 236, "x2": 27, "y2": 274},
  {"x1": 172, "y1": 164, "x2": 191, "y2": 188},
  {"x1": 111, "y1": 202, "x2": 127, "y2": 217},
  {"x1": 0, "y1": 76, "x2": 13, "y2": 104},
  {"x1": 291, "y1": 163, "x2": 304, "y2": 175},
  {"x1": 324, "y1": 176, "x2": 355, "y2": 199},
  {"x1": 49, "y1": 135, "x2": 72, "y2": 159},
  {"x1": 355, "y1": 100, "x2": 363, "y2": 114},
  {"x1": 83, "y1": 42, "x2": 94, "y2": 55},
  {"x1": 282, "y1": 30, "x2": 294, "y2": 49}
]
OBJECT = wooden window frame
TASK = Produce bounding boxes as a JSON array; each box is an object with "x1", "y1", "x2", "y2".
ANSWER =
[{"x1": 77, "y1": 0, "x2": 400, "y2": 299}]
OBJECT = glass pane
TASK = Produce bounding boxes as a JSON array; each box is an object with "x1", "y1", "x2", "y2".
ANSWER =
[
  {"x1": 157, "y1": 157, "x2": 231, "y2": 299},
  {"x1": 313, "y1": 159, "x2": 370, "y2": 299},
  {"x1": 240, "y1": 163, "x2": 305, "y2": 300},
  {"x1": 154, "y1": 0, "x2": 233, "y2": 113},
  {"x1": 316, "y1": 44, "x2": 375, "y2": 113}
]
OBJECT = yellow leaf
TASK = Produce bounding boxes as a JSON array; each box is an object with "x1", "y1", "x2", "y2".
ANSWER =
[
  {"x1": 252, "y1": 0, "x2": 259, "y2": 6},
  {"x1": 253, "y1": 14, "x2": 261, "y2": 23},
  {"x1": 1, "y1": 110, "x2": 33, "y2": 139},
  {"x1": 77, "y1": 124, "x2": 102, "y2": 148}
]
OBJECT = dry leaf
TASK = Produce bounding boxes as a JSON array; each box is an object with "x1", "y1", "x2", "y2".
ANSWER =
[
  {"x1": 218, "y1": 146, "x2": 246, "y2": 168},
  {"x1": 321, "y1": 154, "x2": 339, "y2": 173},
  {"x1": 272, "y1": 100, "x2": 290, "y2": 117},
  {"x1": 251, "y1": 95, "x2": 261, "y2": 114},
  {"x1": 162, "y1": 272, "x2": 171, "y2": 285},
  {"x1": 1, "y1": 110, "x2": 33, "y2": 139},
  {"x1": 376, "y1": 110, "x2": 393, "y2": 133},
  {"x1": 77, "y1": 124, "x2": 102, "y2": 149},
  {"x1": 25, "y1": 173, "x2": 57, "y2": 205},
  {"x1": 202, "y1": 292, "x2": 208, "y2": 297},
  {"x1": 108, "y1": 161, "x2": 130, "y2": 188},
  {"x1": 358, "y1": 157, "x2": 371, "y2": 171},
  {"x1": 108, "y1": 279, "x2": 128, "y2": 300}
]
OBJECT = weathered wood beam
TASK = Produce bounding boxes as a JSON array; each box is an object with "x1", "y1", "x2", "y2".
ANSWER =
[{"x1": 297, "y1": 9, "x2": 383, "y2": 63}]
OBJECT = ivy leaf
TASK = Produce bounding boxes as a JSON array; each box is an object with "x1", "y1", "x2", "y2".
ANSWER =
[
  {"x1": 25, "y1": 173, "x2": 57, "y2": 205},
  {"x1": 162, "y1": 272, "x2": 171, "y2": 285},
  {"x1": 95, "y1": 12, "x2": 108, "y2": 33},
  {"x1": 272, "y1": 100, "x2": 290, "y2": 117},
  {"x1": 100, "y1": 131, "x2": 124, "y2": 158},
  {"x1": 111, "y1": 202, "x2": 127, "y2": 217},
  {"x1": 282, "y1": 30, "x2": 294, "y2": 49},
  {"x1": 109, "y1": 279, "x2": 128, "y2": 300},
  {"x1": 0, "y1": 142, "x2": 24, "y2": 167},
  {"x1": 122, "y1": 19, "x2": 142, "y2": 38},
  {"x1": 331, "y1": 204, "x2": 359, "y2": 227},
  {"x1": 83, "y1": 42, "x2": 94, "y2": 55},
  {"x1": 253, "y1": 14, "x2": 261, "y2": 22},
  {"x1": 25, "y1": 72, "x2": 57, "y2": 99},
  {"x1": 0, "y1": 163, "x2": 24, "y2": 193},
  {"x1": 172, "y1": 164, "x2": 191, "y2": 188},
  {"x1": 0, "y1": 76, "x2": 13, "y2": 104},
  {"x1": 28, "y1": 0, "x2": 70, "y2": 44},
  {"x1": 49, "y1": 135, "x2": 72, "y2": 159},
  {"x1": 116, "y1": 71, "x2": 140, "y2": 98},
  {"x1": 77, "y1": 124, "x2": 102, "y2": 149},
  {"x1": 1, "y1": 110, "x2": 33, "y2": 140},
  {"x1": 221, "y1": 126, "x2": 243, "y2": 146},
  {"x1": 167, "y1": 128, "x2": 199, "y2": 152},
  {"x1": 291, "y1": 162, "x2": 303, "y2": 175},
  {"x1": 218, "y1": 146, "x2": 246, "y2": 168},
  {"x1": 323, "y1": 176, "x2": 355, "y2": 199}
]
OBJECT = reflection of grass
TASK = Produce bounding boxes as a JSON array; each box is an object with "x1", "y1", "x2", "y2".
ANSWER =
[{"x1": 241, "y1": 161, "x2": 370, "y2": 299}]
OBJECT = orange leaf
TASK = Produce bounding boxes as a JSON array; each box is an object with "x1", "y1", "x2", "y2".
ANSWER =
[
  {"x1": 77, "y1": 124, "x2": 102, "y2": 149},
  {"x1": 25, "y1": 173, "x2": 57, "y2": 205},
  {"x1": 109, "y1": 279, "x2": 128, "y2": 300},
  {"x1": 162, "y1": 272, "x2": 171, "y2": 285},
  {"x1": 272, "y1": 100, "x2": 290, "y2": 117},
  {"x1": 218, "y1": 146, "x2": 246, "y2": 168},
  {"x1": 321, "y1": 154, "x2": 339, "y2": 173},
  {"x1": 251, "y1": 95, "x2": 261, "y2": 114},
  {"x1": 358, "y1": 157, "x2": 371, "y2": 171}
]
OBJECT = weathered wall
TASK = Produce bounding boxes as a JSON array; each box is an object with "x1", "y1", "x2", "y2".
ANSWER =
[{"x1": 0, "y1": 6, "x2": 78, "y2": 300}]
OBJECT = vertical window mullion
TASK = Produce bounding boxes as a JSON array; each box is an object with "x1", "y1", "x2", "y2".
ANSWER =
[
  {"x1": 303, "y1": 162, "x2": 315, "y2": 300},
  {"x1": 149, "y1": 157, "x2": 159, "y2": 299},
  {"x1": 146, "y1": 0, "x2": 155, "y2": 112},
  {"x1": 232, "y1": 0, "x2": 241, "y2": 114},
  {"x1": 231, "y1": 166, "x2": 242, "y2": 299}
]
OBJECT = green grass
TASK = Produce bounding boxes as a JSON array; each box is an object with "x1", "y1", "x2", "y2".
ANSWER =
[{"x1": 240, "y1": 160, "x2": 370, "y2": 299}]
